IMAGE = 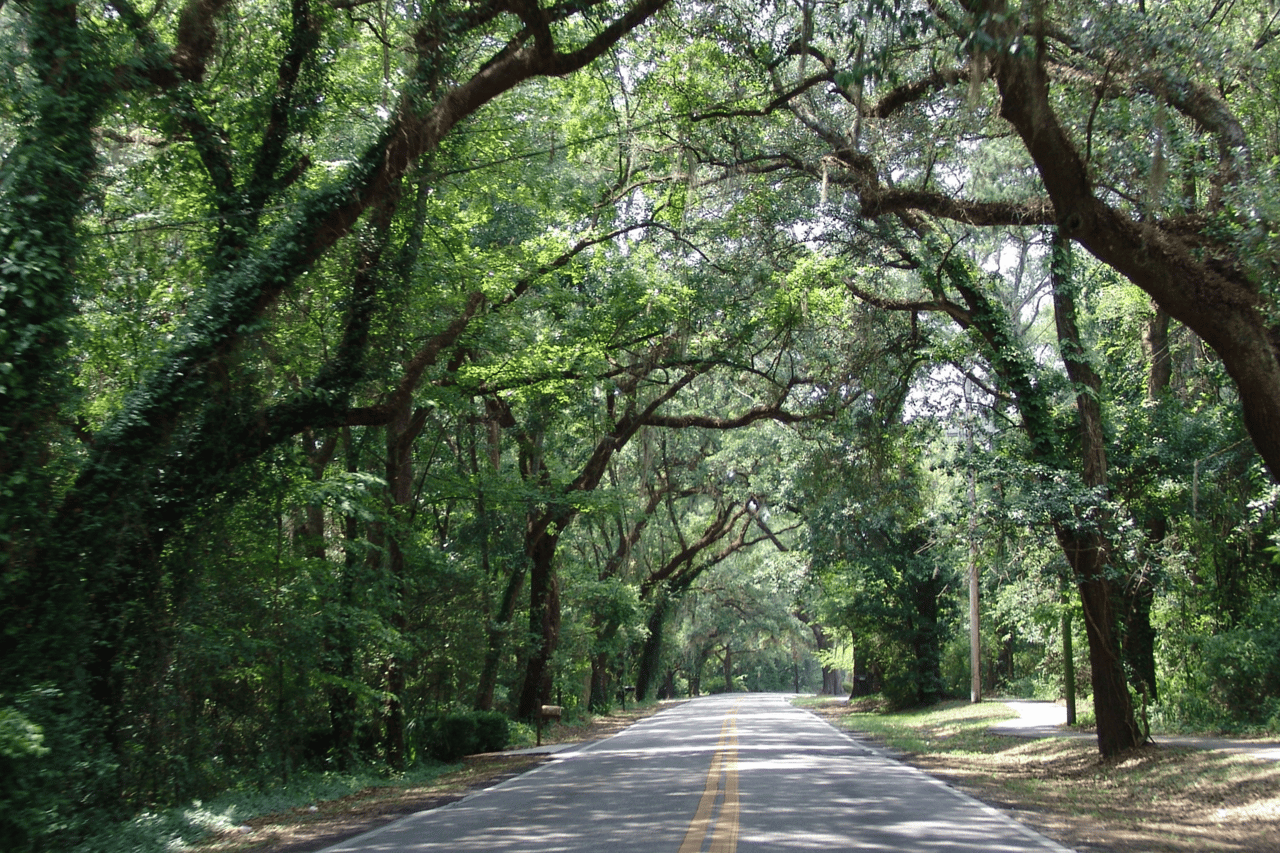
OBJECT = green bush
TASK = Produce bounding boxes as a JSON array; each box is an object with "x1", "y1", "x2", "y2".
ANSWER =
[
  {"x1": 471, "y1": 711, "x2": 510, "y2": 753},
  {"x1": 415, "y1": 711, "x2": 511, "y2": 763},
  {"x1": 1201, "y1": 593, "x2": 1280, "y2": 729},
  {"x1": 0, "y1": 704, "x2": 48, "y2": 852},
  {"x1": 881, "y1": 666, "x2": 924, "y2": 710}
]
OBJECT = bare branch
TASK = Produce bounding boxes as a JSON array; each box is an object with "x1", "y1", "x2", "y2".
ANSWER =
[
  {"x1": 866, "y1": 67, "x2": 970, "y2": 118},
  {"x1": 854, "y1": 187, "x2": 1056, "y2": 227},
  {"x1": 641, "y1": 403, "x2": 808, "y2": 430},
  {"x1": 344, "y1": 292, "x2": 486, "y2": 426},
  {"x1": 843, "y1": 277, "x2": 975, "y2": 329},
  {"x1": 689, "y1": 72, "x2": 832, "y2": 122}
]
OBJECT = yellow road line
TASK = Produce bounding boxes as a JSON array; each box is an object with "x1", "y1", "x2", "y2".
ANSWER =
[
  {"x1": 678, "y1": 705, "x2": 741, "y2": 853},
  {"x1": 709, "y1": 715, "x2": 739, "y2": 853}
]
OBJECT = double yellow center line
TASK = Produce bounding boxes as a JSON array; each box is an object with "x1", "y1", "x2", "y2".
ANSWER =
[{"x1": 678, "y1": 703, "x2": 740, "y2": 853}]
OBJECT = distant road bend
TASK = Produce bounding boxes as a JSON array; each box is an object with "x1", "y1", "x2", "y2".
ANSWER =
[{"x1": 320, "y1": 693, "x2": 1073, "y2": 853}]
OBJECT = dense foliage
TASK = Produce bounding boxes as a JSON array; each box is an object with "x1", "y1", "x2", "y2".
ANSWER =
[{"x1": 2, "y1": 0, "x2": 1280, "y2": 848}]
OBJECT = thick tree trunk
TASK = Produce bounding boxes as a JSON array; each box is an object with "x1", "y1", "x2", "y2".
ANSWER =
[
  {"x1": 1057, "y1": 529, "x2": 1141, "y2": 754},
  {"x1": 981, "y1": 0, "x2": 1280, "y2": 481},
  {"x1": 1052, "y1": 234, "x2": 1142, "y2": 755},
  {"x1": 474, "y1": 562, "x2": 526, "y2": 712},
  {"x1": 515, "y1": 527, "x2": 561, "y2": 720},
  {"x1": 633, "y1": 597, "x2": 669, "y2": 702}
]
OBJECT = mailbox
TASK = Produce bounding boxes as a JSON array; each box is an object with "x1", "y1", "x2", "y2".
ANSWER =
[{"x1": 536, "y1": 704, "x2": 562, "y2": 746}]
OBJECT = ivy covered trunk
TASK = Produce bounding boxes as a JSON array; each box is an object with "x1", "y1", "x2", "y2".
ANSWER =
[
  {"x1": 634, "y1": 592, "x2": 671, "y2": 702},
  {"x1": 937, "y1": 243, "x2": 1142, "y2": 756},
  {"x1": 474, "y1": 563, "x2": 526, "y2": 712},
  {"x1": 1052, "y1": 233, "x2": 1142, "y2": 755}
]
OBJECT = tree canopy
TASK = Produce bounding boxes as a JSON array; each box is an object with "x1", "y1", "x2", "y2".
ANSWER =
[{"x1": 3, "y1": 0, "x2": 1280, "y2": 848}]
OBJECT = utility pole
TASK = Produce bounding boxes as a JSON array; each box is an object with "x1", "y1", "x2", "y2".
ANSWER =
[{"x1": 966, "y1": 381, "x2": 981, "y2": 704}]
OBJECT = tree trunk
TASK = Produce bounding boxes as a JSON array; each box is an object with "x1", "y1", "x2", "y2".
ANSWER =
[
  {"x1": 474, "y1": 562, "x2": 527, "y2": 712},
  {"x1": 1123, "y1": 573, "x2": 1158, "y2": 705},
  {"x1": 381, "y1": 644, "x2": 407, "y2": 769},
  {"x1": 326, "y1": 427, "x2": 362, "y2": 770},
  {"x1": 588, "y1": 651, "x2": 613, "y2": 712},
  {"x1": 1143, "y1": 304, "x2": 1173, "y2": 401},
  {"x1": 1121, "y1": 305, "x2": 1173, "y2": 704},
  {"x1": 811, "y1": 623, "x2": 841, "y2": 695},
  {"x1": 1052, "y1": 233, "x2": 1142, "y2": 755},
  {"x1": 381, "y1": 402, "x2": 426, "y2": 768},
  {"x1": 983, "y1": 2, "x2": 1280, "y2": 480},
  {"x1": 1058, "y1": 528, "x2": 1140, "y2": 754},
  {"x1": 586, "y1": 611, "x2": 626, "y2": 712},
  {"x1": 690, "y1": 645, "x2": 709, "y2": 697},
  {"x1": 633, "y1": 596, "x2": 669, "y2": 702},
  {"x1": 515, "y1": 525, "x2": 561, "y2": 720}
]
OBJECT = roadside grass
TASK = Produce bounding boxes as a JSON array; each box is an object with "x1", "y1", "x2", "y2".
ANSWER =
[
  {"x1": 800, "y1": 696, "x2": 1280, "y2": 853},
  {"x1": 182, "y1": 753, "x2": 546, "y2": 853},
  {"x1": 70, "y1": 760, "x2": 486, "y2": 853}
]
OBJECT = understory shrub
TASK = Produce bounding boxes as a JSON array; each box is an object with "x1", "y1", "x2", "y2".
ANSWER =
[
  {"x1": 1200, "y1": 593, "x2": 1280, "y2": 730},
  {"x1": 415, "y1": 711, "x2": 510, "y2": 762}
]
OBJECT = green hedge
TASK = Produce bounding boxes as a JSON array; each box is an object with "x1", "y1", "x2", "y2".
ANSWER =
[{"x1": 415, "y1": 711, "x2": 511, "y2": 763}]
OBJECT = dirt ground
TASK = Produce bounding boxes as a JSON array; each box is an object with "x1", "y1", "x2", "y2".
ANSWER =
[{"x1": 803, "y1": 698, "x2": 1280, "y2": 853}]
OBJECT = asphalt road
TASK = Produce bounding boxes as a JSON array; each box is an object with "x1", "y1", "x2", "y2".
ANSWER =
[{"x1": 319, "y1": 693, "x2": 1073, "y2": 853}]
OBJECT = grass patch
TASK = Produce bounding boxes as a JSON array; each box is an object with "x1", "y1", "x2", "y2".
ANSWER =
[
  {"x1": 183, "y1": 753, "x2": 546, "y2": 853},
  {"x1": 70, "y1": 761, "x2": 473, "y2": 853},
  {"x1": 800, "y1": 696, "x2": 1280, "y2": 853},
  {"x1": 839, "y1": 697, "x2": 1019, "y2": 755}
]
